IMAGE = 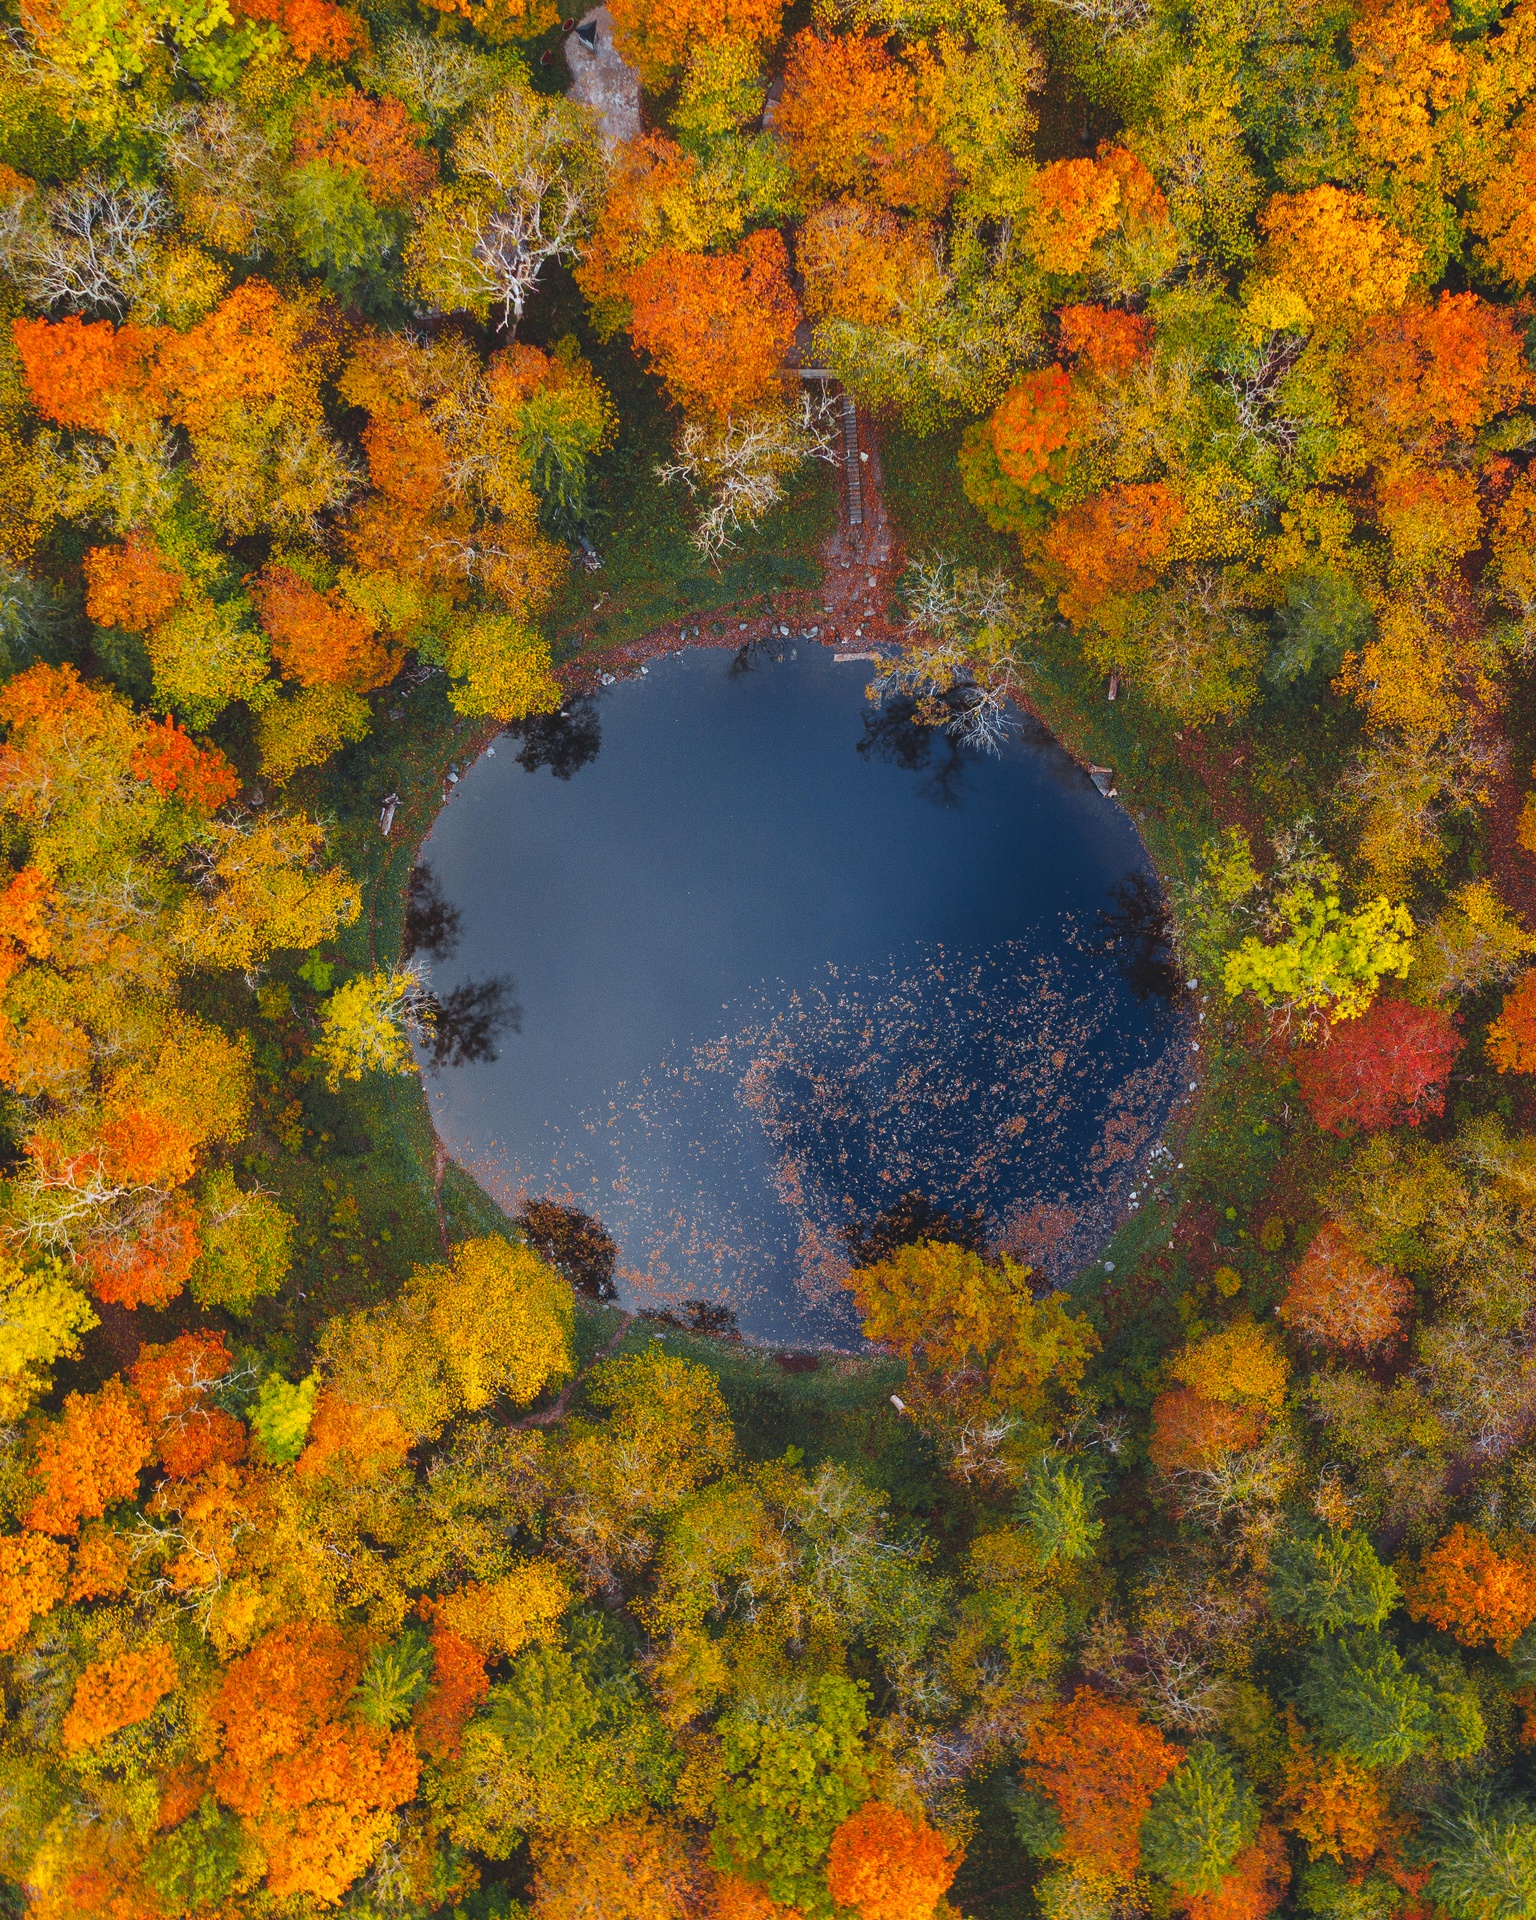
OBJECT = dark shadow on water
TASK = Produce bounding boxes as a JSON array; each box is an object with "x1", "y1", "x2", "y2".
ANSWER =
[
  {"x1": 424, "y1": 977, "x2": 522, "y2": 1071},
  {"x1": 1094, "y1": 872, "x2": 1183, "y2": 1004},
  {"x1": 505, "y1": 696, "x2": 602, "y2": 780},
  {"x1": 642, "y1": 1300, "x2": 743, "y2": 1340},
  {"x1": 516, "y1": 1198, "x2": 618, "y2": 1301},
  {"x1": 856, "y1": 696, "x2": 968, "y2": 808},
  {"x1": 729, "y1": 635, "x2": 793, "y2": 678},
  {"x1": 841, "y1": 1190, "x2": 988, "y2": 1270},
  {"x1": 403, "y1": 863, "x2": 461, "y2": 964}
]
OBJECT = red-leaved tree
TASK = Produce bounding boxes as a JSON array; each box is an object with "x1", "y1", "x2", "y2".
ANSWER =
[{"x1": 1293, "y1": 997, "x2": 1460, "y2": 1134}]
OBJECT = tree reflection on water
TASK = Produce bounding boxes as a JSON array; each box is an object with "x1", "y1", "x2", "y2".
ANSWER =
[
  {"x1": 1094, "y1": 871, "x2": 1183, "y2": 1003},
  {"x1": 856, "y1": 695, "x2": 968, "y2": 808},
  {"x1": 407, "y1": 863, "x2": 521, "y2": 1070},
  {"x1": 505, "y1": 696, "x2": 601, "y2": 780}
]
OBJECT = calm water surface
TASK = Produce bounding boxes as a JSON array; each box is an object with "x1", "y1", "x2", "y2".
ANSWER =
[{"x1": 417, "y1": 642, "x2": 1186, "y2": 1345}]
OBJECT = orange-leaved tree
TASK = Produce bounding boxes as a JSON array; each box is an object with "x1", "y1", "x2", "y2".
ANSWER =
[
  {"x1": 1018, "y1": 145, "x2": 1176, "y2": 288},
  {"x1": 1487, "y1": 968, "x2": 1536, "y2": 1072},
  {"x1": 990, "y1": 365, "x2": 1093, "y2": 496},
  {"x1": 825, "y1": 1801, "x2": 960, "y2": 1920},
  {"x1": 1277, "y1": 1709, "x2": 1391, "y2": 1862},
  {"x1": 129, "y1": 1331, "x2": 248, "y2": 1481},
  {"x1": 251, "y1": 563, "x2": 399, "y2": 691},
  {"x1": 412, "y1": 1622, "x2": 490, "y2": 1759},
  {"x1": 627, "y1": 230, "x2": 800, "y2": 422},
  {"x1": 1185, "y1": 1822, "x2": 1291, "y2": 1920},
  {"x1": 1407, "y1": 1522, "x2": 1536, "y2": 1655},
  {"x1": 1343, "y1": 291, "x2": 1529, "y2": 457},
  {"x1": 25, "y1": 1379, "x2": 152, "y2": 1536},
  {"x1": 1022, "y1": 1689, "x2": 1182, "y2": 1878},
  {"x1": 210, "y1": 1621, "x2": 419, "y2": 1904},
  {"x1": 1042, "y1": 482, "x2": 1185, "y2": 625},
  {"x1": 0, "y1": 1530, "x2": 68, "y2": 1650},
  {"x1": 226, "y1": 0, "x2": 362, "y2": 60},
  {"x1": 61, "y1": 1642, "x2": 178, "y2": 1751},
  {"x1": 1255, "y1": 185, "x2": 1422, "y2": 332},
  {"x1": 1058, "y1": 303, "x2": 1154, "y2": 376},
  {"x1": 290, "y1": 87, "x2": 439, "y2": 207},
  {"x1": 531, "y1": 1812, "x2": 701, "y2": 1920},
  {"x1": 1278, "y1": 1222, "x2": 1414, "y2": 1353},
  {"x1": 82, "y1": 533, "x2": 184, "y2": 632},
  {"x1": 776, "y1": 31, "x2": 954, "y2": 216},
  {"x1": 12, "y1": 313, "x2": 162, "y2": 430},
  {"x1": 608, "y1": 0, "x2": 782, "y2": 87}
]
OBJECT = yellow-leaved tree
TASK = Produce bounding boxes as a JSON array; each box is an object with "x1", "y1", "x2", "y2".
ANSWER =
[{"x1": 846, "y1": 1241, "x2": 1098, "y2": 1483}]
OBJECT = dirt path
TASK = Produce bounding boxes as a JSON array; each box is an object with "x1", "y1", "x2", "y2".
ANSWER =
[
  {"x1": 816, "y1": 406, "x2": 902, "y2": 647},
  {"x1": 513, "y1": 1308, "x2": 636, "y2": 1428}
]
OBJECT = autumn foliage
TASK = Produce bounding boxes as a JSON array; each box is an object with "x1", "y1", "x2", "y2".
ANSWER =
[
  {"x1": 26, "y1": 1381, "x2": 152, "y2": 1536},
  {"x1": 1149, "y1": 1387, "x2": 1266, "y2": 1473},
  {"x1": 1020, "y1": 145, "x2": 1172, "y2": 278},
  {"x1": 412, "y1": 1624, "x2": 490, "y2": 1759},
  {"x1": 130, "y1": 719, "x2": 241, "y2": 811},
  {"x1": 130, "y1": 1332, "x2": 247, "y2": 1480},
  {"x1": 1058, "y1": 303, "x2": 1154, "y2": 376},
  {"x1": 1279, "y1": 1222, "x2": 1414, "y2": 1352},
  {"x1": 1185, "y1": 1822, "x2": 1291, "y2": 1920},
  {"x1": 228, "y1": 0, "x2": 362, "y2": 62},
  {"x1": 1043, "y1": 482, "x2": 1184, "y2": 623},
  {"x1": 1257, "y1": 185, "x2": 1422, "y2": 329},
  {"x1": 990, "y1": 367, "x2": 1087, "y2": 493},
  {"x1": 1407, "y1": 1523, "x2": 1536, "y2": 1655},
  {"x1": 0, "y1": 1530, "x2": 68, "y2": 1650},
  {"x1": 82, "y1": 535, "x2": 184, "y2": 633},
  {"x1": 1278, "y1": 1713, "x2": 1392, "y2": 1862},
  {"x1": 1345, "y1": 293, "x2": 1529, "y2": 452},
  {"x1": 1294, "y1": 999, "x2": 1460, "y2": 1134},
  {"x1": 608, "y1": 0, "x2": 781, "y2": 84},
  {"x1": 1023, "y1": 1690, "x2": 1182, "y2": 1877},
  {"x1": 61, "y1": 1642, "x2": 178, "y2": 1751},
  {"x1": 252, "y1": 564, "x2": 398, "y2": 691},
  {"x1": 533, "y1": 1812, "x2": 701, "y2": 1920},
  {"x1": 1487, "y1": 969, "x2": 1536, "y2": 1072},
  {"x1": 777, "y1": 31, "x2": 952, "y2": 216},
  {"x1": 12, "y1": 314, "x2": 160, "y2": 429},
  {"x1": 627, "y1": 230, "x2": 800, "y2": 422},
  {"x1": 291, "y1": 87, "x2": 439, "y2": 205},
  {"x1": 294, "y1": 1388, "x2": 412, "y2": 1481},
  {"x1": 211, "y1": 1621, "x2": 419, "y2": 1903},
  {"x1": 825, "y1": 1802, "x2": 960, "y2": 1920}
]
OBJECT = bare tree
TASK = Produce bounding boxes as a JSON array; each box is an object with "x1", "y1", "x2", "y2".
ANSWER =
[
  {"x1": 869, "y1": 556, "x2": 1037, "y2": 753},
  {"x1": 657, "y1": 391, "x2": 841, "y2": 564},
  {"x1": 155, "y1": 102, "x2": 279, "y2": 256},
  {"x1": 1042, "y1": 0, "x2": 1153, "y2": 40},
  {"x1": 406, "y1": 87, "x2": 607, "y2": 331},
  {"x1": 0, "y1": 172, "x2": 167, "y2": 315}
]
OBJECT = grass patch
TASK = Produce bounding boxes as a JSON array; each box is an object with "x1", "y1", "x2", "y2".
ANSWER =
[{"x1": 522, "y1": 270, "x2": 838, "y2": 657}]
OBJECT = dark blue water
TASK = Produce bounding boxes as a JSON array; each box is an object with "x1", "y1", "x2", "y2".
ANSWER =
[{"x1": 417, "y1": 641, "x2": 1186, "y2": 1345}]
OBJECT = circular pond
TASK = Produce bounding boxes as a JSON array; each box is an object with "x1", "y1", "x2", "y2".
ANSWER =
[{"x1": 415, "y1": 640, "x2": 1187, "y2": 1346}]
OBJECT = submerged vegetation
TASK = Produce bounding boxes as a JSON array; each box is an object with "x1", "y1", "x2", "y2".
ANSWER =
[{"x1": 0, "y1": 0, "x2": 1535, "y2": 1916}]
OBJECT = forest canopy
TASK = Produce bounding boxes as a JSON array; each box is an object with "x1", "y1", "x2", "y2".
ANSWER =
[{"x1": 3, "y1": 0, "x2": 1536, "y2": 1918}]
